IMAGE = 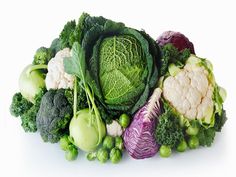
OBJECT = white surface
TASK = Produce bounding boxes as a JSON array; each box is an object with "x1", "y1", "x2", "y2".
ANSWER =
[{"x1": 0, "y1": 0, "x2": 235, "y2": 177}]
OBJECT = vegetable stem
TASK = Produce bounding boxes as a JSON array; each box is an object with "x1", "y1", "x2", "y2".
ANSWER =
[
  {"x1": 26, "y1": 64, "x2": 48, "y2": 76},
  {"x1": 73, "y1": 77, "x2": 77, "y2": 117}
]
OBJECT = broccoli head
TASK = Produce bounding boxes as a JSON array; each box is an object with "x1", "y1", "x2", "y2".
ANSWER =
[
  {"x1": 10, "y1": 92, "x2": 33, "y2": 117},
  {"x1": 36, "y1": 89, "x2": 73, "y2": 143},
  {"x1": 33, "y1": 47, "x2": 54, "y2": 65}
]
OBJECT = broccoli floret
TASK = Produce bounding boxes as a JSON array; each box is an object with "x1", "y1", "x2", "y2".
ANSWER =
[
  {"x1": 10, "y1": 89, "x2": 46, "y2": 132},
  {"x1": 20, "y1": 105, "x2": 38, "y2": 132},
  {"x1": 36, "y1": 89, "x2": 73, "y2": 143},
  {"x1": 59, "y1": 20, "x2": 76, "y2": 48},
  {"x1": 10, "y1": 93, "x2": 33, "y2": 117},
  {"x1": 155, "y1": 104, "x2": 184, "y2": 148},
  {"x1": 33, "y1": 47, "x2": 54, "y2": 65},
  {"x1": 20, "y1": 88, "x2": 46, "y2": 132}
]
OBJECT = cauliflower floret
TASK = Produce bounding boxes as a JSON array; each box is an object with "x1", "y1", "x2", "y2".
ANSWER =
[
  {"x1": 45, "y1": 48, "x2": 75, "y2": 90},
  {"x1": 106, "y1": 120, "x2": 123, "y2": 137},
  {"x1": 163, "y1": 56, "x2": 214, "y2": 120}
]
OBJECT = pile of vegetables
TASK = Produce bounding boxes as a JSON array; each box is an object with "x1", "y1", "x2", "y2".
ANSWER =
[{"x1": 10, "y1": 13, "x2": 227, "y2": 163}]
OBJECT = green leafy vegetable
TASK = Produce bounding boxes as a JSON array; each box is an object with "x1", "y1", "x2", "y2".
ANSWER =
[
  {"x1": 159, "y1": 44, "x2": 190, "y2": 76},
  {"x1": 74, "y1": 13, "x2": 159, "y2": 114},
  {"x1": 59, "y1": 20, "x2": 76, "y2": 48},
  {"x1": 36, "y1": 89, "x2": 73, "y2": 143},
  {"x1": 155, "y1": 101, "x2": 184, "y2": 148},
  {"x1": 214, "y1": 109, "x2": 227, "y2": 132},
  {"x1": 197, "y1": 127, "x2": 216, "y2": 147}
]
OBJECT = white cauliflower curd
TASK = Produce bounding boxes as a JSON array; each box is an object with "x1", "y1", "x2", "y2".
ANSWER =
[
  {"x1": 106, "y1": 120, "x2": 123, "y2": 137},
  {"x1": 162, "y1": 55, "x2": 215, "y2": 123},
  {"x1": 45, "y1": 48, "x2": 75, "y2": 90}
]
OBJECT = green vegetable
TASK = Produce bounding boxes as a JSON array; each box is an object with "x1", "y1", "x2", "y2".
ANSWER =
[
  {"x1": 103, "y1": 135, "x2": 115, "y2": 150},
  {"x1": 188, "y1": 136, "x2": 199, "y2": 149},
  {"x1": 97, "y1": 148, "x2": 109, "y2": 163},
  {"x1": 177, "y1": 140, "x2": 188, "y2": 152},
  {"x1": 10, "y1": 92, "x2": 33, "y2": 117},
  {"x1": 197, "y1": 127, "x2": 216, "y2": 147},
  {"x1": 73, "y1": 13, "x2": 159, "y2": 114},
  {"x1": 110, "y1": 148, "x2": 122, "y2": 164},
  {"x1": 87, "y1": 152, "x2": 97, "y2": 161},
  {"x1": 119, "y1": 114, "x2": 131, "y2": 128},
  {"x1": 65, "y1": 145, "x2": 78, "y2": 161},
  {"x1": 159, "y1": 145, "x2": 171, "y2": 158},
  {"x1": 186, "y1": 121, "x2": 199, "y2": 136},
  {"x1": 60, "y1": 135, "x2": 71, "y2": 151},
  {"x1": 50, "y1": 38, "x2": 62, "y2": 54},
  {"x1": 214, "y1": 109, "x2": 227, "y2": 132},
  {"x1": 33, "y1": 47, "x2": 54, "y2": 65},
  {"x1": 10, "y1": 89, "x2": 45, "y2": 132},
  {"x1": 36, "y1": 89, "x2": 73, "y2": 143},
  {"x1": 59, "y1": 20, "x2": 76, "y2": 48},
  {"x1": 159, "y1": 44, "x2": 190, "y2": 76},
  {"x1": 115, "y1": 137, "x2": 124, "y2": 150},
  {"x1": 155, "y1": 102, "x2": 184, "y2": 148},
  {"x1": 65, "y1": 43, "x2": 106, "y2": 151},
  {"x1": 19, "y1": 64, "x2": 47, "y2": 103}
]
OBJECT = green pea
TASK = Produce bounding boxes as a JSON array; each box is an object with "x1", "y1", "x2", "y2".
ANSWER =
[
  {"x1": 159, "y1": 145, "x2": 171, "y2": 158},
  {"x1": 110, "y1": 147, "x2": 122, "y2": 164},
  {"x1": 188, "y1": 136, "x2": 199, "y2": 149},
  {"x1": 177, "y1": 140, "x2": 188, "y2": 152},
  {"x1": 119, "y1": 113, "x2": 131, "y2": 128},
  {"x1": 103, "y1": 135, "x2": 115, "y2": 150},
  {"x1": 97, "y1": 148, "x2": 109, "y2": 163}
]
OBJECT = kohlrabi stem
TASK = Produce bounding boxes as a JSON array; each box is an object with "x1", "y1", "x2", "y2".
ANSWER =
[
  {"x1": 73, "y1": 77, "x2": 77, "y2": 117},
  {"x1": 85, "y1": 84, "x2": 103, "y2": 145},
  {"x1": 26, "y1": 64, "x2": 48, "y2": 76}
]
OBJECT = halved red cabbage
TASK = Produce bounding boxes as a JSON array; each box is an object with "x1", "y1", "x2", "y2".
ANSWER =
[
  {"x1": 156, "y1": 31, "x2": 195, "y2": 54},
  {"x1": 123, "y1": 88, "x2": 162, "y2": 159}
]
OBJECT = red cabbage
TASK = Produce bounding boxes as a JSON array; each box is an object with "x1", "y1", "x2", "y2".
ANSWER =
[
  {"x1": 123, "y1": 88, "x2": 162, "y2": 159},
  {"x1": 156, "y1": 31, "x2": 195, "y2": 54}
]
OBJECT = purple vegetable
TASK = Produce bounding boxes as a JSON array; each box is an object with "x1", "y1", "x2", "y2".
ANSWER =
[
  {"x1": 123, "y1": 88, "x2": 162, "y2": 159},
  {"x1": 156, "y1": 31, "x2": 195, "y2": 54}
]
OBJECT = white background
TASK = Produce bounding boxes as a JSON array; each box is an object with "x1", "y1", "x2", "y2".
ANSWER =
[{"x1": 0, "y1": 0, "x2": 235, "y2": 177}]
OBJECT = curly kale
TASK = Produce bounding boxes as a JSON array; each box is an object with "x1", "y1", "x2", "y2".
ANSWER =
[
  {"x1": 36, "y1": 89, "x2": 73, "y2": 143},
  {"x1": 10, "y1": 89, "x2": 45, "y2": 132},
  {"x1": 214, "y1": 109, "x2": 227, "y2": 132},
  {"x1": 33, "y1": 47, "x2": 54, "y2": 65},
  {"x1": 197, "y1": 127, "x2": 216, "y2": 147},
  {"x1": 59, "y1": 20, "x2": 76, "y2": 48},
  {"x1": 10, "y1": 93, "x2": 33, "y2": 117},
  {"x1": 155, "y1": 103, "x2": 184, "y2": 148},
  {"x1": 159, "y1": 44, "x2": 190, "y2": 76}
]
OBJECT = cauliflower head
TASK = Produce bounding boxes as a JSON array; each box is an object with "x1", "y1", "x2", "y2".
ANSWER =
[
  {"x1": 162, "y1": 55, "x2": 215, "y2": 123},
  {"x1": 45, "y1": 48, "x2": 75, "y2": 90},
  {"x1": 106, "y1": 120, "x2": 123, "y2": 137}
]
